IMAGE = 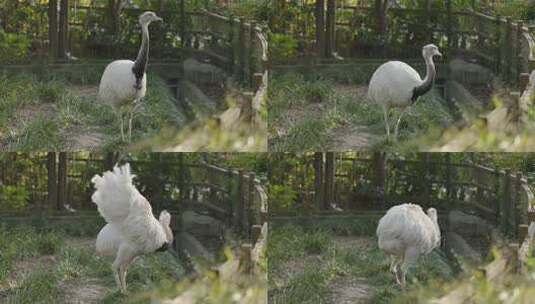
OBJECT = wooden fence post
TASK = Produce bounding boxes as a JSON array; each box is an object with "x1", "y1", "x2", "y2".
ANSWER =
[
  {"x1": 446, "y1": 0, "x2": 452, "y2": 49},
  {"x1": 227, "y1": 168, "x2": 234, "y2": 226},
  {"x1": 505, "y1": 17, "x2": 513, "y2": 82},
  {"x1": 519, "y1": 73, "x2": 530, "y2": 93},
  {"x1": 252, "y1": 224, "x2": 262, "y2": 244},
  {"x1": 249, "y1": 22, "x2": 256, "y2": 87},
  {"x1": 325, "y1": 0, "x2": 335, "y2": 56},
  {"x1": 514, "y1": 173, "x2": 522, "y2": 239},
  {"x1": 516, "y1": 21, "x2": 523, "y2": 88},
  {"x1": 445, "y1": 154, "x2": 451, "y2": 199},
  {"x1": 502, "y1": 170, "x2": 511, "y2": 235},
  {"x1": 495, "y1": 15, "x2": 501, "y2": 74},
  {"x1": 240, "y1": 244, "x2": 253, "y2": 273},
  {"x1": 494, "y1": 168, "x2": 501, "y2": 216},
  {"x1": 180, "y1": 0, "x2": 186, "y2": 47},
  {"x1": 314, "y1": 153, "x2": 324, "y2": 210},
  {"x1": 238, "y1": 18, "x2": 245, "y2": 83},
  {"x1": 228, "y1": 15, "x2": 235, "y2": 76},
  {"x1": 510, "y1": 92, "x2": 521, "y2": 123},
  {"x1": 315, "y1": 0, "x2": 326, "y2": 57},
  {"x1": 247, "y1": 173, "x2": 255, "y2": 240},
  {"x1": 236, "y1": 170, "x2": 244, "y2": 230}
]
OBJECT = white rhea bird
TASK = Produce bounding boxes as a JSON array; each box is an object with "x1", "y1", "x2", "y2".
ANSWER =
[
  {"x1": 92, "y1": 163, "x2": 173, "y2": 293},
  {"x1": 98, "y1": 11, "x2": 163, "y2": 141},
  {"x1": 367, "y1": 44, "x2": 442, "y2": 141},
  {"x1": 376, "y1": 203, "x2": 441, "y2": 287}
]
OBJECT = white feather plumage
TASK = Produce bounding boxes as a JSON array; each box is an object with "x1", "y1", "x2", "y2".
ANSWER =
[
  {"x1": 92, "y1": 163, "x2": 173, "y2": 293},
  {"x1": 367, "y1": 44, "x2": 441, "y2": 140},
  {"x1": 97, "y1": 11, "x2": 162, "y2": 141},
  {"x1": 98, "y1": 60, "x2": 147, "y2": 108},
  {"x1": 376, "y1": 203, "x2": 440, "y2": 287}
]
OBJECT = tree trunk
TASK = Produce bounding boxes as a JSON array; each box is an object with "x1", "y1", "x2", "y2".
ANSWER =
[
  {"x1": 48, "y1": 0, "x2": 58, "y2": 59},
  {"x1": 314, "y1": 152, "x2": 324, "y2": 209},
  {"x1": 325, "y1": 0, "x2": 335, "y2": 56},
  {"x1": 375, "y1": 0, "x2": 388, "y2": 34},
  {"x1": 323, "y1": 152, "x2": 335, "y2": 210},
  {"x1": 58, "y1": 0, "x2": 69, "y2": 58},
  {"x1": 108, "y1": 0, "x2": 124, "y2": 35},
  {"x1": 47, "y1": 153, "x2": 57, "y2": 208},
  {"x1": 57, "y1": 152, "x2": 68, "y2": 210},
  {"x1": 315, "y1": 0, "x2": 325, "y2": 57},
  {"x1": 104, "y1": 152, "x2": 117, "y2": 170}
]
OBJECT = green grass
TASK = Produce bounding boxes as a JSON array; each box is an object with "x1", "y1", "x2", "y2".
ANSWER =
[
  {"x1": 0, "y1": 223, "x2": 184, "y2": 303},
  {"x1": 0, "y1": 221, "x2": 267, "y2": 304},
  {"x1": 269, "y1": 223, "x2": 453, "y2": 304},
  {"x1": 0, "y1": 70, "x2": 187, "y2": 151},
  {"x1": 268, "y1": 72, "x2": 454, "y2": 151}
]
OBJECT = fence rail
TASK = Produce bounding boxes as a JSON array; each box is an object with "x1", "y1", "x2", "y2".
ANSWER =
[
  {"x1": 273, "y1": 4, "x2": 535, "y2": 87},
  {"x1": 0, "y1": 156, "x2": 266, "y2": 245},
  {"x1": 24, "y1": 4, "x2": 267, "y2": 90},
  {"x1": 271, "y1": 155, "x2": 533, "y2": 241}
]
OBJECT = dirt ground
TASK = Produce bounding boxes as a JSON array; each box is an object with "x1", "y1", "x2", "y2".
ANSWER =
[
  {"x1": 64, "y1": 86, "x2": 108, "y2": 150},
  {"x1": 273, "y1": 235, "x2": 376, "y2": 303},
  {"x1": 1, "y1": 85, "x2": 108, "y2": 150},
  {"x1": 328, "y1": 85, "x2": 380, "y2": 150},
  {"x1": 2, "y1": 237, "x2": 111, "y2": 304}
]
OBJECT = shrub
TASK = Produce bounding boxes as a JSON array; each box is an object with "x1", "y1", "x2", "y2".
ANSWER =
[
  {"x1": 0, "y1": 28, "x2": 30, "y2": 64},
  {"x1": 0, "y1": 184, "x2": 30, "y2": 211},
  {"x1": 37, "y1": 81, "x2": 65, "y2": 103},
  {"x1": 269, "y1": 33, "x2": 298, "y2": 61},
  {"x1": 268, "y1": 184, "x2": 297, "y2": 212}
]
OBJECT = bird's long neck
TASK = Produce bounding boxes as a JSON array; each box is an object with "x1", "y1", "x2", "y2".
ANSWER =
[
  {"x1": 160, "y1": 222, "x2": 173, "y2": 243},
  {"x1": 132, "y1": 22, "x2": 149, "y2": 80},
  {"x1": 411, "y1": 55, "x2": 436, "y2": 102}
]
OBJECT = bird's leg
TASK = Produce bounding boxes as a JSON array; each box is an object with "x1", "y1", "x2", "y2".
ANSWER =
[
  {"x1": 383, "y1": 106, "x2": 390, "y2": 141},
  {"x1": 394, "y1": 108, "x2": 408, "y2": 140},
  {"x1": 119, "y1": 265, "x2": 128, "y2": 293},
  {"x1": 128, "y1": 108, "x2": 133, "y2": 142},
  {"x1": 389, "y1": 255, "x2": 400, "y2": 273},
  {"x1": 118, "y1": 110, "x2": 125, "y2": 142},
  {"x1": 113, "y1": 246, "x2": 135, "y2": 294},
  {"x1": 399, "y1": 247, "x2": 419, "y2": 288},
  {"x1": 111, "y1": 261, "x2": 122, "y2": 292},
  {"x1": 128, "y1": 99, "x2": 142, "y2": 141}
]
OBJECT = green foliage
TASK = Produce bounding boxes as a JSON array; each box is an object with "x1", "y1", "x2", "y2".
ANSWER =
[
  {"x1": 269, "y1": 184, "x2": 297, "y2": 212},
  {"x1": 269, "y1": 33, "x2": 298, "y2": 62},
  {"x1": 223, "y1": 0, "x2": 271, "y2": 21},
  {"x1": 36, "y1": 81, "x2": 65, "y2": 103},
  {"x1": 269, "y1": 223, "x2": 453, "y2": 304},
  {"x1": 36, "y1": 232, "x2": 61, "y2": 255},
  {"x1": 8, "y1": 266, "x2": 61, "y2": 304},
  {"x1": 487, "y1": 0, "x2": 535, "y2": 21},
  {"x1": 0, "y1": 27, "x2": 30, "y2": 64},
  {"x1": 3, "y1": 114, "x2": 62, "y2": 151},
  {"x1": 0, "y1": 184, "x2": 30, "y2": 211},
  {"x1": 303, "y1": 230, "x2": 331, "y2": 254},
  {"x1": 269, "y1": 70, "x2": 454, "y2": 151}
]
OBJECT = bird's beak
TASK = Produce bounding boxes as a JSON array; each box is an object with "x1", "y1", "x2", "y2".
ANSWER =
[
  {"x1": 156, "y1": 16, "x2": 163, "y2": 22},
  {"x1": 436, "y1": 51, "x2": 442, "y2": 57}
]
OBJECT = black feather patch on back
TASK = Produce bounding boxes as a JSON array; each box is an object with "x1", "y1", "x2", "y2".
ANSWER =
[
  {"x1": 411, "y1": 80, "x2": 433, "y2": 103},
  {"x1": 156, "y1": 242, "x2": 169, "y2": 252}
]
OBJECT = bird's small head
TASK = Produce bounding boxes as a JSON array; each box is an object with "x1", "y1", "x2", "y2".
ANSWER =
[
  {"x1": 423, "y1": 44, "x2": 442, "y2": 59},
  {"x1": 139, "y1": 11, "x2": 163, "y2": 26},
  {"x1": 427, "y1": 207, "x2": 438, "y2": 222},
  {"x1": 159, "y1": 210, "x2": 174, "y2": 244}
]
